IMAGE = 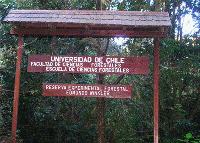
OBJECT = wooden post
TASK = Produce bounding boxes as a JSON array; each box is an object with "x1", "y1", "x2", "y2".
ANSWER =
[
  {"x1": 96, "y1": 74, "x2": 105, "y2": 143},
  {"x1": 12, "y1": 34, "x2": 23, "y2": 143},
  {"x1": 153, "y1": 38, "x2": 160, "y2": 143},
  {"x1": 96, "y1": 1, "x2": 106, "y2": 143},
  {"x1": 97, "y1": 97, "x2": 105, "y2": 143}
]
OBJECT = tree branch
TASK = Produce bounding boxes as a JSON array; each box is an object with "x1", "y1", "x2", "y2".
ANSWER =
[
  {"x1": 112, "y1": 75, "x2": 125, "y2": 85},
  {"x1": 103, "y1": 38, "x2": 110, "y2": 55}
]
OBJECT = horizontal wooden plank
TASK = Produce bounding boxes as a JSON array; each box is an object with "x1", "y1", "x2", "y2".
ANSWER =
[
  {"x1": 4, "y1": 17, "x2": 170, "y2": 27},
  {"x1": 43, "y1": 83, "x2": 132, "y2": 98},
  {"x1": 9, "y1": 10, "x2": 170, "y2": 17},
  {"x1": 10, "y1": 27, "x2": 167, "y2": 38},
  {"x1": 28, "y1": 55, "x2": 150, "y2": 75},
  {"x1": 6, "y1": 13, "x2": 170, "y2": 20}
]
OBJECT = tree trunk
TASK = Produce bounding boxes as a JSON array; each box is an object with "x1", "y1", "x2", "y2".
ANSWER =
[
  {"x1": 96, "y1": 1, "x2": 106, "y2": 143},
  {"x1": 154, "y1": 0, "x2": 161, "y2": 11},
  {"x1": 177, "y1": 1, "x2": 183, "y2": 43},
  {"x1": 170, "y1": 1, "x2": 177, "y2": 39},
  {"x1": 96, "y1": 0, "x2": 102, "y2": 10}
]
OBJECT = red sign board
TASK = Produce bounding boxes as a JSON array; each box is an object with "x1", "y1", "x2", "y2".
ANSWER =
[
  {"x1": 43, "y1": 84, "x2": 132, "y2": 98},
  {"x1": 28, "y1": 55, "x2": 149, "y2": 75}
]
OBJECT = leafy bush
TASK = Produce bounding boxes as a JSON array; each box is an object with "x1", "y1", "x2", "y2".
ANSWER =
[{"x1": 177, "y1": 133, "x2": 200, "y2": 143}]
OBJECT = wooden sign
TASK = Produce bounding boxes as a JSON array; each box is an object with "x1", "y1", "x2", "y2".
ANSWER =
[
  {"x1": 43, "y1": 84, "x2": 132, "y2": 98},
  {"x1": 28, "y1": 55, "x2": 149, "y2": 75}
]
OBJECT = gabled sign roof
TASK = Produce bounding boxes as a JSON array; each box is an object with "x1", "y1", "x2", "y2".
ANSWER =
[
  {"x1": 3, "y1": 10, "x2": 171, "y2": 38},
  {"x1": 4, "y1": 10, "x2": 171, "y2": 27}
]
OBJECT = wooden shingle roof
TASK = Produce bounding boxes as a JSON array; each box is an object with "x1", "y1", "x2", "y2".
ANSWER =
[
  {"x1": 4, "y1": 10, "x2": 171, "y2": 27},
  {"x1": 3, "y1": 10, "x2": 171, "y2": 38}
]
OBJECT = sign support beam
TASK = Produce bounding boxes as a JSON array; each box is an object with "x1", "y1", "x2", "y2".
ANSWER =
[
  {"x1": 10, "y1": 27, "x2": 166, "y2": 38},
  {"x1": 12, "y1": 34, "x2": 23, "y2": 143},
  {"x1": 97, "y1": 97, "x2": 105, "y2": 143},
  {"x1": 153, "y1": 38, "x2": 160, "y2": 143},
  {"x1": 96, "y1": 67, "x2": 106, "y2": 143}
]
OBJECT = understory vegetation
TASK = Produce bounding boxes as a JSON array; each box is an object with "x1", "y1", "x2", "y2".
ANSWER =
[{"x1": 0, "y1": 0, "x2": 200, "y2": 142}]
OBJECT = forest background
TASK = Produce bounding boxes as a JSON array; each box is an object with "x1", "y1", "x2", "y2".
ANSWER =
[{"x1": 0, "y1": 0, "x2": 200, "y2": 143}]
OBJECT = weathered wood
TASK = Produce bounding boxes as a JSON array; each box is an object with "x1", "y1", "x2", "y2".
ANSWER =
[
  {"x1": 27, "y1": 55, "x2": 150, "y2": 75},
  {"x1": 10, "y1": 27, "x2": 167, "y2": 38},
  {"x1": 12, "y1": 35, "x2": 23, "y2": 143},
  {"x1": 3, "y1": 10, "x2": 171, "y2": 28},
  {"x1": 154, "y1": 38, "x2": 160, "y2": 143},
  {"x1": 42, "y1": 84, "x2": 132, "y2": 98},
  {"x1": 8, "y1": 9, "x2": 169, "y2": 16}
]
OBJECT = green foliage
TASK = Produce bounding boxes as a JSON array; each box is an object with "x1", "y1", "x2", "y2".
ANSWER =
[
  {"x1": 177, "y1": 133, "x2": 200, "y2": 143},
  {"x1": 0, "y1": 0, "x2": 200, "y2": 143},
  {"x1": 0, "y1": 0, "x2": 16, "y2": 21}
]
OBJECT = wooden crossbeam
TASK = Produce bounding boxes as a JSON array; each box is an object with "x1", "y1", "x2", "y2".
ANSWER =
[{"x1": 11, "y1": 27, "x2": 167, "y2": 38}]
